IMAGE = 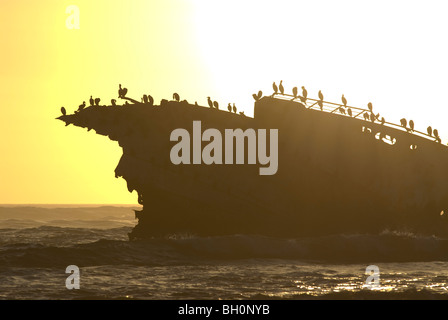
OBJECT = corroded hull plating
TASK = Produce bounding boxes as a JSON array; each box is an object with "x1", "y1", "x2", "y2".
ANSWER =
[{"x1": 58, "y1": 96, "x2": 448, "y2": 239}]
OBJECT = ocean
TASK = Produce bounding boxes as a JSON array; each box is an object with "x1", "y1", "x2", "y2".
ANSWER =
[{"x1": 0, "y1": 205, "x2": 447, "y2": 300}]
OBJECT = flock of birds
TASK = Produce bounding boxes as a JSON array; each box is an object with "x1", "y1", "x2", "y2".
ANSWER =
[
  {"x1": 59, "y1": 82, "x2": 443, "y2": 144},
  {"x1": 265, "y1": 80, "x2": 443, "y2": 144},
  {"x1": 61, "y1": 84, "x2": 246, "y2": 117}
]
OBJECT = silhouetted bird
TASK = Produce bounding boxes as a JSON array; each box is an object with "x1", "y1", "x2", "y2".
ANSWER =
[
  {"x1": 427, "y1": 126, "x2": 433, "y2": 136},
  {"x1": 78, "y1": 101, "x2": 86, "y2": 111},
  {"x1": 272, "y1": 82, "x2": 278, "y2": 96},
  {"x1": 213, "y1": 101, "x2": 219, "y2": 109},
  {"x1": 228, "y1": 103, "x2": 232, "y2": 112},
  {"x1": 95, "y1": 98, "x2": 100, "y2": 106},
  {"x1": 339, "y1": 107, "x2": 346, "y2": 115},
  {"x1": 400, "y1": 118, "x2": 407, "y2": 128},
  {"x1": 173, "y1": 93, "x2": 180, "y2": 102},
  {"x1": 347, "y1": 108, "x2": 352, "y2": 117},
  {"x1": 434, "y1": 129, "x2": 441, "y2": 143},
  {"x1": 368, "y1": 102, "x2": 373, "y2": 112},
  {"x1": 195, "y1": 101, "x2": 199, "y2": 107},
  {"x1": 61, "y1": 107, "x2": 66, "y2": 115},
  {"x1": 118, "y1": 84, "x2": 128, "y2": 98},
  {"x1": 89, "y1": 95, "x2": 94, "y2": 106},
  {"x1": 239, "y1": 111, "x2": 245, "y2": 116},
  {"x1": 143, "y1": 95, "x2": 148, "y2": 104},
  {"x1": 233, "y1": 103, "x2": 237, "y2": 113},
  {"x1": 341, "y1": 94, "x2": 347, "y2": 107},
  {"x1": 252, "y1": 91, "x2": 263, "y2": 101},
  {"x1": 111, "y1": 99, "x2": 116, "y2": 106},
  {"x1": 302, "y1": 86, "x2": 308, "y2": 99},
  {"x1": 434, "y1": 129, "x2": 439, "y2": 138},
  {"x1": 207, "y1": 97, "x2": 213, "y2": 108},
  {"x1": 279, "y1": 80, "x2": 284, "y2": 94},
  {"x1": 409, "y1": 120, "x2": 414, "y2": 132},
  {"x1": 147, "y1": 95, "x2": 154, "y2": 106},
  {"x1": 370, "y1": 113, "x2": 375, "y2": 122},
  {"x1": 363, "y1": 112, "x2": 369, "y2": 120},
  {"x1": 318, "y1": 90, "x2": 324, "y2": 101},
  {"x1": 292, "y1": 87, "x2": 298, "y2": 98},
  {"x1": 381, "y1": 117, "x2": 385, "y2": 125}
]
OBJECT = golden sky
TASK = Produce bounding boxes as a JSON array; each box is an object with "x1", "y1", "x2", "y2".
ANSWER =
[{"x1": 1, "y1": 0, "x2": 448, "y2": 204}]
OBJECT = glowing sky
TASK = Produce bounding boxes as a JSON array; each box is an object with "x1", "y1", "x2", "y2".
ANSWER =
[{"x1": 1, "y1": 0, "x2": 448, "y2": 204}]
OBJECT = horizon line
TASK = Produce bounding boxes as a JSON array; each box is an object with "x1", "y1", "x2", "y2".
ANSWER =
[{"x1": 0, "y1": 203, "x2": 140, "y2": 207}]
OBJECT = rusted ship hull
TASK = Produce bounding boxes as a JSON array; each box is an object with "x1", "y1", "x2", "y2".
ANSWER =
[{"x1": 58, "y1": 96, "x2": 448, "y2": 239}]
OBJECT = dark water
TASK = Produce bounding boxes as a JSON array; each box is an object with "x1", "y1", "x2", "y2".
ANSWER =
[{"x1": 0, "y1": 206, "x2": 447, "y2": 299}]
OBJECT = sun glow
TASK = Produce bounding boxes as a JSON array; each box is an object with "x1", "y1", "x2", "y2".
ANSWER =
[
  {"x1": 1, "y1": 0, "x2": 448, "y2": 203},
  {"x1": 192, "y1": 0, "x2": 448, "y2": 126}
]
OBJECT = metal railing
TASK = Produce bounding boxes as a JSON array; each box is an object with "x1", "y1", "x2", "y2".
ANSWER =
[{"x1": 270, "y1": 92, "x2": 443, "y2": 145}]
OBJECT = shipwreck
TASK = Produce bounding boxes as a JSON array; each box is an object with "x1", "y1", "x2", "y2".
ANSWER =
[{"x1": 57, "y1": 84, "x2": 448, "y2": 239}]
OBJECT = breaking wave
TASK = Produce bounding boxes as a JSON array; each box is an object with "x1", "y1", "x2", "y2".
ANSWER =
[{"x1": 1, "y1": 226, "x2": 447, "y2": 268}]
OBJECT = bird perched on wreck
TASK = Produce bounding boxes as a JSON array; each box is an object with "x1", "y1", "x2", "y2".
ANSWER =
[
  {"x1": 213, "y1": 101, "x2": 219, "y2": 109},
  {"x1": 111, "y1": 99, "x2": 116, "y2": 106},
  {"x1": 409, "y1": 120, "x2": 414, "y2": 132},
  {"x1": 77, "y1": 101, "x2": 86, "y2": 112},
  {"x1": 300, "y1": 86, "x2": 307, "y2": 103},
  {"x1": 118, "y1": 84, "x2": 128, "y2": 98},
  {"x1": 292, "y1": 86, "x2": 298, "y2": 99},
  {"x1": 427, "y1": 126, "x2": 433, "y2": 136},
  {"x1": 302, "y1": 86, "x2": 308, "y2": 99},
  {"x1": 207, "y1": 97, "x2": 213, "y2": 108},
  {"x1": 147, "y1": 95, "x2": 154, "y2": 106},
  {"x1": 434, "y1": 129, "x2": 439, "y2": 138},
  {"x1": 318, "y1": 90, "x2": 324, "y2": 101},
  {"x1": 272, "y1": 82, "x2": 278, "y2": 96},
  {"x1": 173, "y1": 93, "x2": 180, "y2": 102},
  {"x1": 233, "y1": 103, "x2": 237, "y2": 113},
  {"x1": 433, "y1": 129, "x2": 441, "y2": 143},
  {"x1": 253, "y1": 90, "x2": 263, "y2": 101},
  {"x1": 279, "y1": 80, "x2": 284, "y2": 94},
  {"x1": 61, "y1": 107, "x2": 66, "y2": 115},
  {"x1": 400, "y1": 118, "x2": 407, "y2": 129},
  {"x1": 341, "y1": 94, "x2": 347, "y2": 107},
  {"x1": 228, "y1": 103, "x2": 232, "y2": 112},
  {"x1": 89, "y1": 95, "x2": 94, "y2": 106},
  {"x1": 94, "y1": 98, "x2": 100, "y2": 106}
]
